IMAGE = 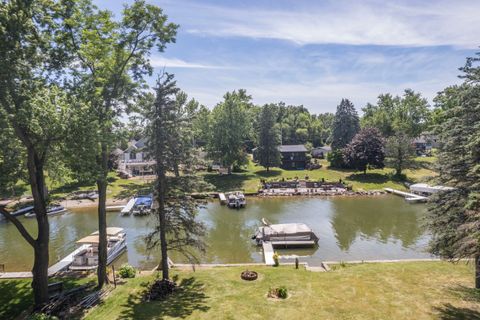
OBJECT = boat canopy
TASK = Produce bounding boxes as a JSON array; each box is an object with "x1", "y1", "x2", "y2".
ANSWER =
[
  {"x1": 92, "y1": 227, "x2": 124, "y2": 236},
  {"x1": 76, "y1": 235, "x2": 100, "y2": 244},
  {"x1": 263, "y1": 223, "x2": 312, "y2": 235}
]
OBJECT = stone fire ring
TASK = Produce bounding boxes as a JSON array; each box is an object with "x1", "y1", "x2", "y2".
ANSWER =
[{"x1": 241, "y1": 270, "x2": 258, "y2": 281}]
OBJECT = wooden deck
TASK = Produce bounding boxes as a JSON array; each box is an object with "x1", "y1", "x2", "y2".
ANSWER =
[
  {"x1": 0, "y1": 244, "x2": 90, "y2": 279},
  {"x1": 384, "y1": 188, "x2": 428, "y2": 203},
  {"x1": 262, "y1": 242, "x2": 275, "y2": 265}
]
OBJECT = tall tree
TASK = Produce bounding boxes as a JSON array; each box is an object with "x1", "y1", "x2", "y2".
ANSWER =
[
  {"x1": 385, "y1": 131, "x2": 416, "y2": 177},
  {"x1": 256, "y1": 104, "x2": 281, "y2": 171},
  {"x1": 62, "y1": 0, "x2": 177, "y2": 287},
  {"x1": 331, "y1": 99, "x2": 360, "y2": 150},
  {"x1": 144, "y1": 73, "x2": 206, "y2": 279},
  {"x1": 361, "y1": 94, "x2": 399, "y2": 137},
  {"x1": 208, "y1": 90, "x2": 252, "y2": 173},
  {"x1": 0, "y1": 0, "x2": 72, "y2": 307},
  {"x1": 426, "y1": 52, "x2": 480, "y2": 288},
  {"x1": 343, "y1": 128, "x2": 385, "y2": 174},
  {"x1": 394, "y1": 89, "x2": 431, "y2": 138}
]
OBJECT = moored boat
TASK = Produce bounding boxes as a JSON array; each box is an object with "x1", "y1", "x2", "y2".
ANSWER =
[
  {"x1": 252, "y1": 219, "x2": 319, "y2": 247},
  {"x1": 226, "y1": 191, "x2": 246, "y2": 209},
  {"x1": 69, "y1": 227, "x2": 127, "y2": 271},
  {"x1": 25, "y1": 205, "x2": 67, "y2": 218}
]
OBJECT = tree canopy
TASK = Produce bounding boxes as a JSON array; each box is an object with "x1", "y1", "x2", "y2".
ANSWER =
[
  {"x1": 426, "y1": 51, "x2": 480, "y2": 288},
  {"x1": 343, "y1": 127, "x2": 385, "y2": 174},
  {"x1": 331, "y1": 99, "x2": 360, "y2": 150},
  {"x1": 256, "y1": 104, "x2": 281, "y2": 171}
]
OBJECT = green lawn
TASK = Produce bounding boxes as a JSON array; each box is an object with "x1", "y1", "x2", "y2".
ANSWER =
[
  {"x1": 84, "y1": 262, "x2": 479, "y2": 320},
  {"x1": 201, "y1": 157, "x2": 437, "y2": 193}
]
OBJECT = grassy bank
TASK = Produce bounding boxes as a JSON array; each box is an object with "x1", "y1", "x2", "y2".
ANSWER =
[
  {"x1": 202, "y1": 157, "x2": 437, "y2": 193},
  {"x1": 3, "y1": 157, "x2": 436, "y2": 201},
  {"x1": 84, "y1": 261, "x2": 478, "y2": 320}
]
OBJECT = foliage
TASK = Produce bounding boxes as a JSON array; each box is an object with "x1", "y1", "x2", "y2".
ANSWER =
[
  {"x1": 331, "y1": 99, "x2": 360, "y2": 151},
  {"x1": 28, "y1": 313, "x2": 59, "y2": 320},
  {"x1": 256, "y1": 104, "x2": 281, "y2": 171},
  {"x1": 327, "y1": 149, "x2": 346, "y2": 168},
  {"x1": 118, "y1": 264, "x2": 136, "y2": 279},
  {"x1": 268, "y1": 286, "x2": 288, "y2": 299},
  {"x1": 272, "y1": 252, "x2": 280, "y2": 267},
  {"x1": 343, "y1": 128, "x2": 385, "y2": 174},
  {"x1": 362, "y1": 90, "x2": 431, "y2": 138},
  {"x1": 426, "y1": 51, "x2": 480, "y2": 288},
  {"x1": 207, "y1": 90, "x2": 252, "y2": 173},
  {"x1": 385, "y1": 131, "x2": 416, "y2": 177}
]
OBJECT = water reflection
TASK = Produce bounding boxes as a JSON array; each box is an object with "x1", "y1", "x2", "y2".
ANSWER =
[
  {"x1": 330, "y1": 197, "x2": 426, "y2": 251},
  {"x1": 0, "y1": 196, "x2": 432, "y2": 271}
]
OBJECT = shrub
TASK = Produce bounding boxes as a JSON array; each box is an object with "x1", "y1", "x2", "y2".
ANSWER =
[
  {"x1": 272, "y1": 252, "x2": 280, "y2": 267},
  {"x1": 268, "y1": 286, "x2": 288, "y2": 299},
  {"x1": 327, "y1": 149, "x2": 346, "y2": 168},
  {"x1": 277, "y1": 286, "x2": 288, "y2": 299},
  {"x1": 118, "y1": 264, "x2": 136, "y2": 278}
]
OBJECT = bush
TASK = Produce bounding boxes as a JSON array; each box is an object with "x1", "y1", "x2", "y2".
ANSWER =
[
  {"x1": 277, "y1": 286, "x2": 288, "y2": 299},
  {"x1": 272, "y1": 252, "x2": 280, "y2": 267},
  {"x1": 118, "y1": 264, "x2": 136, "y2": 278},
  {"x1": 268, "y1": 286, "x2": 288, "y2": 299},
  {"x1": 327, "y1": 149, "x2": 346, "y2": 168}
]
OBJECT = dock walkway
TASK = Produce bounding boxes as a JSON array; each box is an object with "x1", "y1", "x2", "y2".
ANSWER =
[
  {"x1": 262, "y1": 242, "x2": 275, "y2": 265},
  {"x1": 384, "y1": 188, "x2": 427, "y2": 203},
  {"x1": 0, "y1": 244, "x2": 90, "y2": 279},
  {"x1": 121, "y1": 198, "x2": 137, "y2": 214}
]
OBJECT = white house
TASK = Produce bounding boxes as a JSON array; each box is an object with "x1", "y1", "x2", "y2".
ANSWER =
[{"x1": 118, "y1": 138, "x2": 155, "y2": 176}]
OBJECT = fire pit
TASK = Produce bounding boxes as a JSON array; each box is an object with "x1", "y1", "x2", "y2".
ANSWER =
[{"x1": 241, "y1": 270, "x2": 258, "y2": 281}]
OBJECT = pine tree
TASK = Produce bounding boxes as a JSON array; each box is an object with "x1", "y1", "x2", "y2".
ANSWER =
[
  {"x1": 331, "y1": 99, "x2": 360, "y2": 150},
  {"x1": 343, "y1": 128, "x2": 385, "y2": 174},
  {"x1": 256, "y1": 104, "x2": 281, "y2": 171},
  {"x1": 426, "y1": 51, "x2": 480, "y2": 288},
  {"x1": 144, "y1": 73, "x2": 207, "y2": 280}
]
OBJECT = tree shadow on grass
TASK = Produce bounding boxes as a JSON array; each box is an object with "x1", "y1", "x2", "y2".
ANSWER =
[
  {"x1": 434, "y1": 285, "x2": 480, "y2": 319},
  {"x1": 119, "y1": 277, "x2": 209, "y2": 320},
  {"x1": 115, "y1": 182, "x2": 154, "y2": 200},
  {"x1": 203, "y1": 173, "x2": 251, "y2": 192},
  {"x1": 254, "y1": 169, "x2": 282, "y2": 178},
  {"x1": 345, "y1": 173, "x2": 390, "y2": 185},
  {"x1": 0, "y1": 280, "x2": 33, "y2": 319}
]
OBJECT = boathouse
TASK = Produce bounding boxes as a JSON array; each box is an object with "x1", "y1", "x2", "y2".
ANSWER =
[{"x1": 278, "y1": 144, "x2": 308, "y2": 170}]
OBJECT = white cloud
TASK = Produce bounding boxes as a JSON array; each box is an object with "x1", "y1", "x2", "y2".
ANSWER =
[
  {"x1": 150, "y1": 56, "x2": 227, "y2": 69},
  {"x1": 172, "y1": 0, "x2": 480, "y2": 48}
]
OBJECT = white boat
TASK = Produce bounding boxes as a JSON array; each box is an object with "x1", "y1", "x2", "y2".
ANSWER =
[
  {"x1": 252, "y1": 220, "x2": 319, "y2": 247},
  {"x1": 25, "y1": 205, "x2": 67, "y2": 218},
  {"x1": 226, "y1": 192, "x2": 246, "y2": 208},
  {"x1": 69, "y1": 227, "x2": 127, "y2": 271}
]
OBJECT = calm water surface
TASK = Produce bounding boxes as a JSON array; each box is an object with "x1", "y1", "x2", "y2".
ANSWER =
[{"x1": 0, "y1": 196, "x2": 432, "y2": 271}]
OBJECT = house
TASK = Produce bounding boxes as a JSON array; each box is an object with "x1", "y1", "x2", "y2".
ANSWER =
[
  {"x1": 118, "y1": 138, "x2": 155, "y2": 176},
  {"x1": 413, "y1": 133, "x2": 439, "y2": 155},
  {"x1": 312, "y1": 146, "x2": 331, "y2": 159},
  {"x1": 278, "y1": 145, "x2": 308, "y2": 170}
]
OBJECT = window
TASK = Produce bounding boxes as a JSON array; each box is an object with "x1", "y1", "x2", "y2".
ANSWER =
[{"x1": 130, "y1": 151, "x2": 136, "y2": 160}]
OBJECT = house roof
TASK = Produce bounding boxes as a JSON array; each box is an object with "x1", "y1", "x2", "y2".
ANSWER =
[
  {"x1": 278, "y1": 145, "x2": 308, "y2": 153},
  {"x1": 313, "y1": 146, "x2": 331, "y2": 152}
]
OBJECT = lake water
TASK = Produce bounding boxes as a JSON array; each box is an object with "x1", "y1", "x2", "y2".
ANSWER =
[{"x1": 0, "y1": 196, "x2": 433, "y2": 271}]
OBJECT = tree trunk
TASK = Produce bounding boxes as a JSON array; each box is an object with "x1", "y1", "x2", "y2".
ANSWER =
[
  {"x1": 475, "y1": 255, "x2": 480, "y2": 289},
  {"x1": 27, "y1": 151, "x2": 50, "y2": 308},
  {"x1": 156, "y1": 168, "x2": 169, "y2": 280},
  {"x1": 266, "y1": 166, "x2": 269, "y2": 172},
  {"x1": 96, "y1": 145, "x2": 109, "y2": 289}
]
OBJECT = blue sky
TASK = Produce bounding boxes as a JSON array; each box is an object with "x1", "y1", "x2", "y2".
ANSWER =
[{"x1": 96, "y1": 0, "x2": 478, "y2": 114}]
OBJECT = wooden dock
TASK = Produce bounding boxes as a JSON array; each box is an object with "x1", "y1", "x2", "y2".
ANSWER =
[
  {"x1": 121, "y1": 198, "x2": 136, "y2": 214},
  {"x1": 0, "y1": 244, "x2": 90, "y2": 279},
  {"x1": 384, "y1": 188, "x2": 427, "y2": 203},
  {"x1": 218, "y1": 193, "x2": 227, "y2": 205},
  {"x1": 262, "y1": 242, "x2": 275, "y2": 265}
]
